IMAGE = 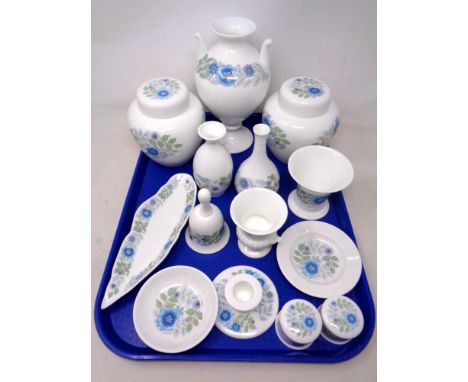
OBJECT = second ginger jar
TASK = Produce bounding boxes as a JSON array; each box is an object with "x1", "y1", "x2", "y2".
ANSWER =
[
  {"x1": 195, "y1": 17, "x2": 272, "y2": 154},
  {"x1": 262, "y1": 76, "x2": 340, "y2": 164}
]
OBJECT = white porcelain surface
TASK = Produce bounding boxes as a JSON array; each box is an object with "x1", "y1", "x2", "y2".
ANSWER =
[
  {"x1": 195, "y1": 17, "x2": 272, "y2": 153},
  {"x1": 319, "y1": 296, "x2": 364, "y2": 345},
  {"x1": 101, "y1": 174, "x2": 196, "y2": 309},
  {"x1": 263, "y1": 76, "x2": 340, "y2": 164},
  {"x1": 128, "y1": 77, "x2": 204, "y2": 167},
  {"x1": 288, "y1": 145, "x2": 354, "y2": 220},
  {"x1": 133, "y1": 266, "x2": 218, "y2": 353},
  {"x1": 193, "y1": 121, "x2": 233, "y2": 196},
  {"x1": 224, "y1": 273, "x2": 263, "y2": 312},
  {"x1": 234, "y1": 124, "x2": 280, "y2": 193},
  {"x1": 185, "y1": 188, "x2": 230, "y2": 254},
  {"x1": 230, "y1": 187, "x2": 288, "y2": 258},
  {"x1": 214, "y1": 265, "x2": 279, "y2": 339},
  {"x1": 276, "y1": 221, "x2": 362, "y2": 298},
  {"x1": 275, "y1": 299, "x2": 322, "y2": 350}
]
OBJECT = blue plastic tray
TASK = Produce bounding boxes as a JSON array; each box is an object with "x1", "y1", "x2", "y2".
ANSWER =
[{"x1": 94, "y1": 113, "x2": 375, "y2": 363}]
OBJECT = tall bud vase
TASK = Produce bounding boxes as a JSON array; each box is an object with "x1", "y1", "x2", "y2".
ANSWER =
[
  {"x1": 193, "y1": 121, "x2": 233, "y2": 196},
  {"x1": 234, "y1": 123, "x2": 280, "y2": 193}
]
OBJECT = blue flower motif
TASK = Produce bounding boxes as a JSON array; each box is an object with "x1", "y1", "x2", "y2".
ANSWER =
[
  {"x1": 164, "y1": 240, "x2": 173, "y2": 251},
  {"x1": 245, "y1": 269, "x2": 255, "y2": 276},
  {"x1": 325, "y1": 247, "x2": 333, "y2": 255},
  {"x1": 304, "y1": 317, "x2": 315, "y2": 328},
  {"x1": 216, "y1": 65, "x2": 238, "y2": 86},
  {"x1": 346, "y1": 313, "x2": 357, "y2": 324},
  {"x1": 220, "y1": 309, "x2": 231, "y2": 322},
  {"x1": 151, "y1": 132, "x2": 158, "y2": 139},
  {"x1": 230, "y1": 322, "x2": 241, "y2": 332},
  {"x1": 257, "y1": 278, "x2": 265, "y2": 287},
  {"x1": 304, "y1": 260, "x2": 319, "y2": 276},
  {"x1": 155, "y1": 88, "x2": 171, "y2": 99},
  {"x1": 123, "y1": 247, "x2": 134, "y2": 258},
  {"x1": 141, "y1": 208, "x2": 152, "y2": 218},
  {"x1": 243, "y1": 64, "x2": 255, "y2": 77},
  {"x1": 159, "y1": 309, "x2": 178, "y2": 329},
  {"x1": 307, "y1": 86, "x2": 323, "y2": 96},
  {"x1": 262, "y1": 115, "x2": 271, "y2": 127},
  {"x1": 332, "y1": 117, "x2": 340, "y2": 134},
  {"x1": 266, "y1": 291, "x2": 274, "y2": 299},
  {"x1": 313, "y1": 195, "x2": 328, "y2": 204},
  {"x1": 128, "y1": 235, "x2": 135, "y2": 243},
  {"x1": 239, "y1": 177, "x2": 249, "y2": 189},
  {"x1": 208, "y1": 62, "x2": 218, "y2": 75},
  {"x1": 147, "y1": 147, "x2": 159, "y2": 157},
  {"x1": 184, "y1": 205, "x2": 191, "y2": 214},
  {"x1": 193, "y1": 299, "x2": 201, "y2": 309}
]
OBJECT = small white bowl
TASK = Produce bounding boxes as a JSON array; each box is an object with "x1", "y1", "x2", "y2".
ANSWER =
[
  {"x1": 275, "y1": 299, "x2": 322, "y2": 350},
  {"x1": 288, "y1": 145, "x2": 354, "y2": 220},
  {"x1": 319, "y1": 295, "x2": 364, "y2": 345}
]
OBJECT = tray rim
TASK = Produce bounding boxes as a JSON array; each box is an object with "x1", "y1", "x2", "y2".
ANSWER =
[{"x1": 94, "y1": 125, "x2": 375, "y2": 363}]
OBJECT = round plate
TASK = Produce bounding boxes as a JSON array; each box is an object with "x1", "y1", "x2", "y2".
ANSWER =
[
  {"x1": 133, "y1": 266, "x2": 218, "y2": 353},
  {"x1": 213, "y1": 265, "x2": 279, "y2": 339},
  {"x1": 276, "y1": 221, "x2": 362, "y2": 298}
]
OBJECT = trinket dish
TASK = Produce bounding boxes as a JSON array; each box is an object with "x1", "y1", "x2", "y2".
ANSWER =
[
  {"x1": 133, "y1": 266, "x2": 218, "y2": 353},
  {"x1": 276, "y1": 221, "x2": 362, "y2": 298},
  {"x1": 288, "y1": 145, "x2": 354, "y2": 220},
  {"x1": 101, "y1": 173, "x2": 196, "y2": 309},
  {"x1": 275, "y1": 299, "x2": 322, "y2": 350},
  {"x1": 185, "y1": 188, "x2": 230, "y2": 254},
  {"x1": 319, "y1": 296, "x2": 364, "y2": 345},
  {"x1": 214, "y1": 265, "x2": 279, "y2": 339}
]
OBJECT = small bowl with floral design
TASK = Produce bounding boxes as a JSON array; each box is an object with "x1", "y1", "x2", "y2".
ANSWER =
[
  {"x1": 275, "y1": 299, "x2": 322, "y2": 350},
  {"x1": 319, "y1": 295, "x2": 364, "y2": 345}
]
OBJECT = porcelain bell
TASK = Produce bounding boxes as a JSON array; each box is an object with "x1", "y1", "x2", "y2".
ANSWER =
[{"x1": 185, "y1": 188, "x2": 230, "y2": 254}]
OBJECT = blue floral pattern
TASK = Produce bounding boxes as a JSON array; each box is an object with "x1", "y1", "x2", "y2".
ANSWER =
[
  {"x1": 189, "y1": 224, "x2": 225, "y2": 246},
  {"x1": 291, "y1": 239, "x2": 341, "y2": 282},
  {"x1": 153, "y1": 284, "x2": 203, "y2": 336},
  {"x1": 215, "y1": 268, "x2": 276, "y2": 335},
  {"x1": 196, "y1": 54, "x2": 269, "y2": 87},
  {"x1": 316, "y1": 116, "x2": 340, "y2": 146},
  {"x1": 296, "y1": 185, "x2": 329, "y2": 207},
  {"x1": 194, "y1": 170, "x2": 232, "y2": 196},
  {"x1": 326, "y1": 297, "x2": 361, "y2": 334},
  {"x1": 289, "y1": 77, "x2": 325, "y2": 98},
  {"x1": 104, "y1": 175, "x2": 196, "y2": 301},
  {"x1": 142, "y1": 78, "x2": 180, "y2": 99},
  {"x1": 234, "y1": 173, "x2": 279, "y2": 192},
  {"x1": 284, "y1": 301, "x2": 320, "y2": 339},
  {"x1": 130, "y1": 129, "x2": 183, "y2": 160},
  {"x1": 263, "y1": 113, "x2": 290, "y2": 151}
]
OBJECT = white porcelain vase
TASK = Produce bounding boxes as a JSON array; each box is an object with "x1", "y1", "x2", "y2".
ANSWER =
[
  {"x1": 195, "y1": 17, "x2": 272, "y2": 154},
  {"x1": 234, "y1": 123, "x2": 280, "y2": 193},
  {"x1": 263, "y1": 76, "x2": 340, "y2": 164},
  {"x1": 128, "y1": 77, "x2": 205, "y2": 167},
  {"x1": 193, "y1": 121, "x2": 233, "y2": 196}
]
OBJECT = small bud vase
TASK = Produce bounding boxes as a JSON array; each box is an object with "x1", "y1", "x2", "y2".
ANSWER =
[
  {"x1": 234, "y1": 123, "x2": 280, "y2": 193},
  {"x1": 193, "y1": 121, "x2": 233, "y2": 196}
]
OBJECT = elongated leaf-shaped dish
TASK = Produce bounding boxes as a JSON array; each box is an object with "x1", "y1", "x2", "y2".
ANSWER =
[{"x1": 101, "y1": 173, "x2": 196, "y2": 309}]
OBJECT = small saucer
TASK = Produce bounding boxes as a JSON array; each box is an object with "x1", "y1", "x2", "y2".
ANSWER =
[
  {"x1": 133, "y1": 266, "x2": 218, "y2": 353},
  {"x1": 185, "y1": 222, "x2": 230, "y2": 254},
  {"x1": 213, "y1": 265, "x2": 279, "y2": 339},
  {"x1": 288, "y1": 190, "x2": 329, "y2": 220},
  {"x1": 276, "y1": 221, "x2": 362, "y2": 298}
]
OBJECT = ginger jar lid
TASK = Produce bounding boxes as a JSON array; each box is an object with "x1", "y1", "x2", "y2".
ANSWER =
[
  {"x1": 279, "y1": 299, "x2": 322, "y2": 345},
  {"x1": 279, "y1": 77, "x2": 331, "y2": 118},
  {"x1": 136, "y1": 77, "x2": 189, "y2": 119},
  {"x1": 321, "y1": 296, "x2": 364, "y2": 340}
]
